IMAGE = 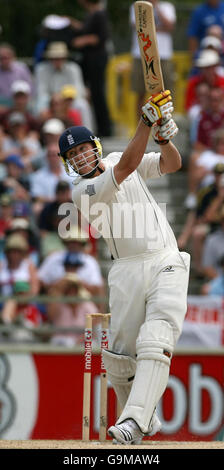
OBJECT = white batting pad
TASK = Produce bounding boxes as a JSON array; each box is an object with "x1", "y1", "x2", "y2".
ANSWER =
[
  {"x1": 116, "y1": 320, "x2": 174, "y2": 433},
  {"x1": 102, "y1": 349, "x2": 136, "y2": 409}
]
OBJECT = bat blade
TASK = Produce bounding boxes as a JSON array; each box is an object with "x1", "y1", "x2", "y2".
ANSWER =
[{"x1": 134, "y1": 1, "x2": 164, "y2": 94}]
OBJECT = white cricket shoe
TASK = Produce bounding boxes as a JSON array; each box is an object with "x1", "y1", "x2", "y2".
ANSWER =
[
  {"x1": 108, "y1": 419, "x2": 144, "y2": 445},
  {"x1": 110, "y1": 413, "x2": 162, "y2": 445}
]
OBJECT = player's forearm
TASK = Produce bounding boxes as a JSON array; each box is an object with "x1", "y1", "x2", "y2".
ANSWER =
[
  {"x1": 159, "y1": 141, "x2": 182, "y2": 174},
  {"x1": 114, "y1": 120, "x2": 151, "y2": 184}
]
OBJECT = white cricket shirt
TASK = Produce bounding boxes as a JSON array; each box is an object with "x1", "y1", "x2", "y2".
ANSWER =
[{"x1": 72, "y1": 152, "x2": 177, "y2": 259}]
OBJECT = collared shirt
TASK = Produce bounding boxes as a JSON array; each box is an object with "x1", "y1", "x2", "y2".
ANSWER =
[
  {"x1": 34, "y1": 61, "x2": 86, "y2": 113},
  {"x1": 72, "y1": 152, "x2": 177, "y2": 259},
  {"x1": 30, "y1": 165, "x2": 73, "y2": 200}
]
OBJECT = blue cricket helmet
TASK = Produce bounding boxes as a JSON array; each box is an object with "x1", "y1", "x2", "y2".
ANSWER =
[
  {"x1": 58, "y1": 126, "x2": 102, "y2": 178},
  {"x1": 58, "y1": 126, "x2": 100, "y2": 156}
]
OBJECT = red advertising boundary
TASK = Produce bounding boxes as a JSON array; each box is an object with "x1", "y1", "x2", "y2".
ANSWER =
[{"x1": 25, "y1": 350, "x2": 224, "y2": 441}]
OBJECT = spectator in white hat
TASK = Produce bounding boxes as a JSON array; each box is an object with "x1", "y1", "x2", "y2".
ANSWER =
[
  {"x1": 189, "y1": 34, "x2": 224, "y2": 77},
  {"x1": 41, "y1": 118, "x2": 65, "y2": 145},
  {"x1": 0, "y1": 80, "x2": 39, "y2": 134},
  {"x1": 185, "y1": 49, "x2": 224, "y2": 110},
  {"x1": 32, "y1": 118, "x2": 65, "y2": 170},
  {"x1": 33, "y1": 14, "x2": 75, "y2": 66},
  {"x1": 34, "y1": 41, "x2": 94, "y2": 129}
]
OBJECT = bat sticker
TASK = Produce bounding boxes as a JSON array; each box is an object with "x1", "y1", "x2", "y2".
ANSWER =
[
  {"x1": 138, "y1": 31, "x2": 152, "y2": 61},
  {"x1": 135, "y1": 1, "x2": 164, "y2": 93},
  {"x1": 138, "y1": 30, "x2": 159, "y2": 88}
]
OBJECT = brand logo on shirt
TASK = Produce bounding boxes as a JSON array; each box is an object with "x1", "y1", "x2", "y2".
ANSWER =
[
  {"x1": 162, "y1": 265, "x2": 174, "y2": 272},
  {"x1": 85, "y1": 184, "x2": 96, "y2": 196}
]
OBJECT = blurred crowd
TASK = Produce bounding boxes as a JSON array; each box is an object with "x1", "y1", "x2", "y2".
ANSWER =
[
  {"x1": 0, "y1": 0, "x2": 109, "y2": 345},
  {"x1": 1, "y1": 0, "x2": 224, "y2": 345},
  {"x1": 177, "y1": 0, "x2": 224, "y2": 297}
]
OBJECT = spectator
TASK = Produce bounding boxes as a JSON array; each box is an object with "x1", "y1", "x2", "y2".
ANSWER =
[
  {"x1": 193, "y1": 87, "x2": 224, "y2": 152},
  {"x1": 187, "y1": 1, "x2": 224, "y2": 56},
  {"x1": 0, "y1": 80, "x2": 39, "y2": 134},
  {"x1": 41, "y1": 118, "x2": 65, "y2": 146},
  {"x1": 38, "y1": 225, "x2": 104, "y2": 297},
  {"x1": 47, "y1": 273, "x2": 98, "y2": 347},
  {"x1": 189, "y1": 34, "x2": 224, "y2": 77},
  {"x1": 0, "y1": 233, "x2": 39, "y2": 296},
  {"x1": 29, "y1": 142, "x2": 73, "y2": 209},
  {"x1": 202, "y1": 204, "x2": 224, "y2": 279},
  {"x1": 207, "y1": 23, "x2": 224, "y2": 48},
  {"x1": 60, "y1": 85, "x2": 83, "y2": 126},
  {"x1": 71, "y1": 0, "x2": 112, "y2": 136},
  {"x1": 1, "y1": 280, "x2": 43, "y2": 342},
  {"x1": 185, "y1": 49, "x2": 224, "y2": 110},
  {"x1": 201, "y1": 254, "x2": 224, "y2": 294},
  {"x1": 34, "y1": 118, "x2": 65, "y2": 169},
  {"x1": 129, "y1": 0, "x2": 176, "y2": 117},
  {"x1": 39, "y1": 90, "x2": 82, "y2": 129},
  {"x1": 0, "y1": 43, "x2": 33, "y2": 109},
  {"x1": 38, "y1": 93, "x2": 64, "y2": 126},
  {"x1": 33, "y1": 14, "x2": 76, "y2": 65},
  {"x1": 0, "y1": 154, "x2": 30, "y2": 201},
  {"x1": 34, "y1": 41, "x2": 93, "y2": 129},
  {"x1": 0, "y1": 112, "x2": 42, "y2": 168},
  {"x1": 0, "y1": 193, "x2": 13, "y2": 241},
  {"x1": 201, "y1": 34, "x2": 224, "y2": 70},
  {"x1": 38, "y1": 180, "x2": 72, "y2": 234},
  {"x1": 202, "y1": 172, "x2": 224, "y2": 222},
  {"x1": 6, "y1": 217, "x2": 40, "y2": 266},
  {"x1": 180, "y1": 165, "x2": 224, "y2": 275},
  {"x1": 186, "y1": 127, "x2": 224, "y2": 208},
  {"x1": 187, "y1": 82, "x2": 210, "y2": 144}
]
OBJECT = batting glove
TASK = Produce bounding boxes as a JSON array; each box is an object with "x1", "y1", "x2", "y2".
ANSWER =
[
  {"x1": 152, "y1": 117, "x2": 178, "y2": 145},
  {"x1": 141, "y1": 90, "x2": 174, "y2": 127}
]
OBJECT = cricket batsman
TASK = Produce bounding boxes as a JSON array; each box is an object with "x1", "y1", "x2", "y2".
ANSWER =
[{"x1": 58, "y1": 90, "x2": 190, "y2": 444}]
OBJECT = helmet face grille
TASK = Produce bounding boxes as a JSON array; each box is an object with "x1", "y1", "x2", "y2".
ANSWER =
[
  {"x1": 65, "y1": 146, "x2": 102, "y2": 177},
  {"x1": 58, "y1": 126, "x2": 103, "y2": 178}
]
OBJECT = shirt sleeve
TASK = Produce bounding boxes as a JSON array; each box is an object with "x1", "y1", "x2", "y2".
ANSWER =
[{"x1": 137, "y1": 152, "x2": 162, "y2": 181}]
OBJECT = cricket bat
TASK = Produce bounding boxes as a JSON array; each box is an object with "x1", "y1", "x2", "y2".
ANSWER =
[{"x1": 134, "y1": 1, "x2": 164, "y2": 94}]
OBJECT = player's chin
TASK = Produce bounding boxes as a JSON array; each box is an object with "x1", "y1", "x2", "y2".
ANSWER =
[{"x1": 79, "y1": 165, "x2": 94, "y2": 175}]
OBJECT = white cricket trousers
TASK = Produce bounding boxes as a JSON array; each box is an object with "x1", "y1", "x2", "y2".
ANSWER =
[{"x1": 108, "y1": 247, "x2": 191, "y2": 357}]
